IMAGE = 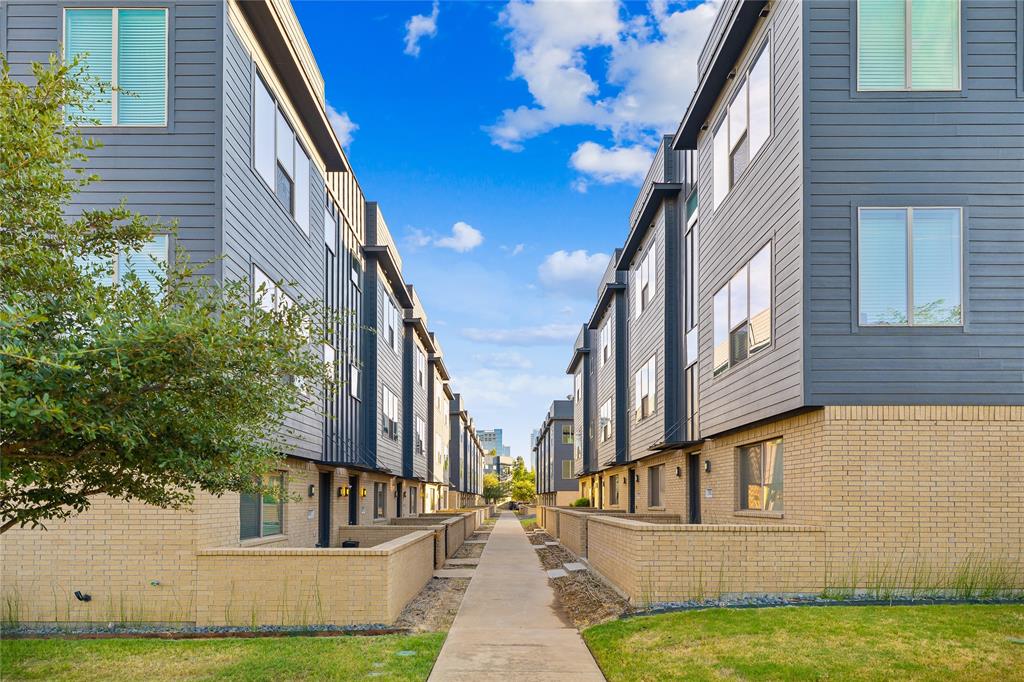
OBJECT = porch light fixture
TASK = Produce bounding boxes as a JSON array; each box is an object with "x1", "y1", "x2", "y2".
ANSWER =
[
  {"x1": 675, "y1": 466, "x2": 682, "y2": 477},
  {"x1": 308, "y1": 484, "x2": 316, "y2": 497},
  {"x1": 337, "y1": 486, "x2": 346, "y2": 497},
  {"x1": 361, "y1": 487, "x2": 367, "y2": 498},
  {"x1": 704, "y1": 460, "x2": 712, "y2": 473}
]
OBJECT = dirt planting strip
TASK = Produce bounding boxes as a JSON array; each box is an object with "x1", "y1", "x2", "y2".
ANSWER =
[
  {"x1": 550, "y1": 571, "x2": 634, "y2": 629},
  {"x1": 394, "y1": 577, "x2": 471, "y2": 633}
]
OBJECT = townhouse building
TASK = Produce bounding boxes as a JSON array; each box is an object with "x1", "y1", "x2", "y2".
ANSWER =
[
  {"x1": 1, "y1": 0, "x2": 475, "y2": 624},
  {"x1": 534, "y1": 400, "x2": 577, "y2": 506},
  {"x1": 571, "y1": 0, "x2": 1022, "y2": 588}
]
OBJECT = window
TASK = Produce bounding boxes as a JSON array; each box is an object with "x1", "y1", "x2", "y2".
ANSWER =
[
  {"x1": 253, "y1": 73, "x2": 311, "y2": 232},
  {"x1": 609, "y1": 475, "x2": 619, "y2": 505},
  {"x1": 574, "y1": 371, "x2": 583, "y2": 401},
  {"x1": 858, "y1": 207, "x2": 962, "y2": 325},
  {"x1": 600, "y1": 322, "x2": 612, "y2": 365},
  {"x1": 415, "y1": 417, "x2": 426, "y2": 457},
  {"x1": 738, "y1": 438, "x2": 783, "y2": 511},
  {"x1": 712, "y1": 38, "x2": 771, "y2": 208},
  {"x1": 560, "y1": 460, "x2": 572, "y2": 480},
  {"x1": 64, "y1": 8, "x2": 167, "y2": 126},
  {"x1": 685, "y1": 213, "x2": 699, "y2": 368},
  {"x1": 350, "y1": 254, "x2": 362, "y2": 290},
  {"x1": 858, "y1": 0, "x2": 960, "y2": 91},
  {"x1": 373, "y1": 482, "x2": 386, "y2": 519},
  {"x1": 713, "y1": 243, "x2": 772, "y2": 375},
  {"x1": 562, "y1": 424, "x2": 573, "y2": 445},
  {"x1": 382, "y1": 386, "x2": 399, "y2": 441},
  {"x1": 634, "y1": 356, "x2": 657, "y2": 422},
  {"x1": 648, "y1": 465, "x2": 664, "y2": 507},
  {"x1": 416, "y1": 348, "x2": 426, "y2": 387},
  {"x1": 324, "y1": 200, "x2": 337, "y2": 253},
  {"x1": 77, "y1": 235, "x2": 169, "y2": 298},
  {"x1": 409, "y1": 486, "x2": 418, "y2": 515},
  {"x1": 634, "y1": 246, "x2": 656, "y2": 317},
  {"x1": 600, "y1": 400, "x2": 612, "y2": 442},
  {"x1": 349, "y1": 365, "x2": 360, "y2": 399},
  {"x1": 239, "y1": 472, "x2": 285, "y2": 540},
  {"x1": 385, "y1": 295, "x2": 402, "y2": 354}
]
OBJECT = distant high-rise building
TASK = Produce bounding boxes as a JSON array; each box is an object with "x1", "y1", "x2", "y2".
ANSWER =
[{"x1": 478, "y1": 428, "x2": 511, "y2": 457}]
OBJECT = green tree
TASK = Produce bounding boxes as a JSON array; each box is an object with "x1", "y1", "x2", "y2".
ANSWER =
[
  {"x1": 0, "y1": 56, "x2": 331, "y2": 533},
  {"x1": 482, "y1": 473, "x2": 504, "y2": 503},
  {"x1": 508, "y1": 456, "x2": 536, "y2": 502}
]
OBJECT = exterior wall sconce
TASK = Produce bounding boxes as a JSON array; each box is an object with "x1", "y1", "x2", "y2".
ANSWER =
[
  {"x1": 704, "y1": 460, "x2": 712, "y2": 473},
  {"x1": 634, "y1": 474, "x2": 640, "y2": 482},
  {"x1": 622, "y1": 476, "x2": 628, "y2": 484},
  {"x1": 308, "y1": 484, "x2": 316, "y2": 497},
  {"x1": 675, "y1": 466, "x2": 682, "y2": 477},
  {"x1": 337, "y1": 486, "x2": 345, "y2": 497},
  {"x1": 360, "y1": 487, "x2": 367, "y2": 498}
]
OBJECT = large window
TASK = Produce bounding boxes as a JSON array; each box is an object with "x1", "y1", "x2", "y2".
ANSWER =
[
  {"x1": 253, "y1": 74, "x2": 311, "y2": 232},
  {"x1": 685, "y1": 205, "x2": 699, "y2": 367},
  {"x1": 65, "y1": 8, "x2": 167, "y2": 126},
  {"x1": 324, "y1": 199, "x2": 337, "y2": 253},
  {"x1": 416, "y1": 347, "x2": 426, "y2": 387},
  {"x1": 600, "y1": 322, "x2": 612, "y2": 365},
  {"x1": 574, "y1": 371, "x2": 583, "y2": 400},
  {"x1": 373, "y1": 482, "x2": 386, "y2": 519},
  {"x1": 648, "y1": 465, "x2": 664, "y2": 507},
  {"x1": 713, "y1": 243, "x2": 772, "y2": 375},
  {"x1": 634, "y1": 356, "x2": 657, "y2": 422},
  {"x1": 859, "y1": 208, "x2": 962, "y2": 326},
  {"x1": 415, "y1": 416, "x2": 426, "y2": 457},
  {"x1": 77, "y1": 235, "x2": 169, "y2": 298},
  {"x1": 858, "y1": 0, "x2": 960, "y2": 91},
  {"x1": 384, "y1": 293, "x2": 402, "y2": 354},
  {"x1": 634, "y1": 246, "x2": 657, "y2": 317},
  {"x1": 409, "y1": 485, "x2": 418, "y2": 515},
  {"x1": 561, "y1": 460, "x2": 573, "y2": 479},
  {"x1": 609, "y1": 475, "x2": 619, "y2": 505},
  {"x1": 562, "y1": 424, "x2": 574, "y2": 445},
  {"x1": 738, "y1": 438, "x2": 783, "y2": 512},
  {"x1": 240, "y1": 472, "x2": 285, "y2": 540},
  {"x1": 382, "y1": 386, "x2": 399, "y2": 441},
  {"x1": 713, "y1": 38, "x2": 771, "y2": 209},
  {"x1": 600, "y1": 399, "x2": 612, "y2": 442}
]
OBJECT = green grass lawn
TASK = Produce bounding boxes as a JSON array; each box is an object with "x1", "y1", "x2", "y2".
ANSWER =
[
  {"x1": 583, "y1": 604, "x2": 1024, "y2": 681},
  {"x1": 1, "y1": 632, "x2": 445, "y2": 681}
]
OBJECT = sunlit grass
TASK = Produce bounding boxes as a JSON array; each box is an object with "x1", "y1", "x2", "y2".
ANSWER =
[
  {"x1": 584, "y1": 604, "x2": 1024, "y2": 681},
  {"x1": 1, "y1": 632, "x2": 445, "y2": 681}
]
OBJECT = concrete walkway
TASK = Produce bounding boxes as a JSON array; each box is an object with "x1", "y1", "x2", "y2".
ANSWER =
[{"x1": 428, "y1": 512, "x2": 605, "y2": 681}]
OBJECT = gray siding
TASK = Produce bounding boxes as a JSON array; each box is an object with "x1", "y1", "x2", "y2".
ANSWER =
[
  {"x1": 3, "y1": 1, "x2": 221, "y2": 276},
  {"x1": 404, "y1": 333, "x2": 429, "y2": 480},
  {"x1": 804, "y1": 0, "x2": 1024, "y2": 404},
  {"x1": 695, "y1": 1, "x2": 806, "y2": 436},
  {"x1": 222, "y1": 17, "x2": 324, "y2": 459},
  {"x1": 594, "y1": 306, "x2": 619, "y2": 466},
  {"x1": 372, "y1": 270, "x2": 403, "y2": 475},
  {"x1": 626, "y1": 209, "x2": 668, "y2": 458}
]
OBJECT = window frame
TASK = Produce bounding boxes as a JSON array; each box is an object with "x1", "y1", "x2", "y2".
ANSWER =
[
  {"x1": 712, "y1": 241, "x2": 773, "y2": 376},
  {"x1": 736, "y1": 437, "x2": 784, "y2": 513},
  {"x1": 856, "y1": 0, "x2": 962, "y2": 93},
  {"x1": 600, "y1": 322, "x2": 612, "y2": 365},
  {"x1": 561, "y1": 460, "x2": 573, "y2": 479},
  {"x1": 239, "y1": 471, "x2": 286, "y2": 541},
  {"x1": 373, "y1": 481, "x2": 387, "y2": 519},
  {"x1": 711, "y1": 33, "x2": 773, "y2": 210},
  {"x1": 562, "y1": 424, "x2": 573, "y2": 445},
  {"x1": 600, "y1": 399, "x2": 612, "y2": 442},
  {"x1": 634, "y1": 355, "x2": 657, "y2": 422},
  {"x1": 648, "y1": 464, "x2": 664, "y2": 508},
  {"x1": 251, "y1": 68, "x2": 312, "y2": 236},
  {"x1": 857, "y1": 206, "x2": 964, "y2": 327},
  {"x1": 62, "y1": 7, "x2": 170, "y2": 128},
  {"x1": 634, "y1": 245, "x2": 656, "y2": 318}
]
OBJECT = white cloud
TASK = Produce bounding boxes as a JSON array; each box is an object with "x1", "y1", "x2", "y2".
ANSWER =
[
  {"x1": 461, "y1": 323, "x2": 579, "y2": 346},
  {"x1": 570, "y1": 141, "x2": 653, "y2": 185},
  {"x1": 489, "y1": 0, "x2": 720, "y2": 170},
  {"x1": 510, "y1": 243, "x2": 525, "y2": 256},
  {"x1": 538, "y1": 249, "x2": 610, "y2": 297},
  {"x1": 404, "y1": 1, "x2": 440, "y2": 57},
  {"x1": 326, "y1": 103, "x2": 358, "y2": 148},
  {"x1": 435, "y1": 221, "x2": 484, "y2": 252},
  {"x1": 473, "y1": 350, "x2": 534, "y2": 370},
  {"x1": 406, "y1": 227, "x2": 432, "y2": 247},
  {"x1": 452, "y1": 368, "x2": 570, "y2": 407}
]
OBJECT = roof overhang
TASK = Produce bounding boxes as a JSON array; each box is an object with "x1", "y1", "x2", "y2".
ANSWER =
[
  {"x1": 587, "y1": 282, "x2": 626, "y2": 330},
  {"x1": 565, "y1": 346, "x2": 589, "y2": 375},
  {"x1": 407, "y1": 316, "x2": 433, "y2": 349},
  {"x1": 617, "y1": 183, "x2": 683, "y2": 267},
  {"x1": 364, "y1": 245, "x2": 413, "y2": 308},
  {"x1": 431, "y1": 355, "x2": 451, "y2": 381},
  {"x1": 648, "y1": 439, "x2": 706, "y2": 453},
  {"x1": 238, "y1": 1, "x2": 349, "y2": 172},
  {"x1": 671, "y1": 0, "x2": 767, "y2": 150}
]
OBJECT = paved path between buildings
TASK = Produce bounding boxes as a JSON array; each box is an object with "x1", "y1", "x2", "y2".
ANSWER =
[{"x1": 428, "y1": 511, "x2": 606, "y2": 681}]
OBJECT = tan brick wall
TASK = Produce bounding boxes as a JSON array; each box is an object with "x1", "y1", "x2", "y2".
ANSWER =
[
  {"x1": 194, "y1": 530, "x2": 434, "y2": 626},
  {"x1": 587, "y1": 516, "x2": 826, "y2": 604}
]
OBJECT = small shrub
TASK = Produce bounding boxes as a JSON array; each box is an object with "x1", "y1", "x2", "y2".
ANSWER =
[{"x1": 570, "y1": 498, "x2": 591, "y2": 508}]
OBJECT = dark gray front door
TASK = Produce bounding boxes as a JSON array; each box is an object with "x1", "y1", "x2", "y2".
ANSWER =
[
  {"x1": 318, "y1": 471, "x2": 331, "y2": 546},
  {"x1": 627, "y1": 468, "x2": 636, "y2": 513}
]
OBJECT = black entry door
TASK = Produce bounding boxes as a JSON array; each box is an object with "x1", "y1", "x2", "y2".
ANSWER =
[
  {"x1": 396, "y1": 481, "x2": 402, "y2": 518},
  {"x1": 318, "y1": 471, "x2": 332, "y2": 546},
  {"x1": 687, "y1": 454, "x2": 701, "y2": 524},
  {"x1": 627, "y1": 468, "x2": 636, "y2": 513},
  {"x1": 348, "y1": 475, "x2": 359, "y2": 525}
]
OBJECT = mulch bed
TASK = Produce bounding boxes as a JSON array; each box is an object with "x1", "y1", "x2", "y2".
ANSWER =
[
  {"x1": 393, "y1": 577, "x2": 471, "y2": 633},
  {"x1": 528, "y1": 530, "x2": 552, "y2": 546},
  {"x1": 550, "y1": 571, "x2": 634, "y2": 629},
  {"x1": 452, "y1": 542, "x2": 484, "y2": 559},
  {"x1": 535, "y1": 543, "x2": 576, "y2": 570}
]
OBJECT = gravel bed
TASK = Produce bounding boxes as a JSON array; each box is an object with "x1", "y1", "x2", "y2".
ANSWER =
[
  {"x1": 2, "y1": 622, "x2": 398, "y2": 638},
  {"x1": 452, "y1": 542, "x2": 484, "y2": 559},
  {"x1": 393, "y1": 577, "x2": 471, "y2": 632},
  {"x1": 636, "y1": 593, "x2": 1024, "y2": 616}
]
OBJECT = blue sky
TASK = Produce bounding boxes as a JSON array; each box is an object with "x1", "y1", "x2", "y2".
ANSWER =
[{"x1": 293, "y1": 0, "x2": 717, "y2": 464}]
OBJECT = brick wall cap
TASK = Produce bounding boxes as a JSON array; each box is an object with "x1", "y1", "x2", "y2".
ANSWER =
[
  {"x1": 199, "y1": 529, "x2": 433, "y2": 556},
  {"x1": 587, "y1": 516, "x2": 822, "y2": 533}
]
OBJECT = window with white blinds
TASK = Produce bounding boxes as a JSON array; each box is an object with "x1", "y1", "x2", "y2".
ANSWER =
[
  {"x1": 858, "y1": 0, "x2": 960, "y2": 91},
  {"x1": 77, "y1": 235, "x2": 169, "y2": 299},
  {"x1": 64, "y1": 8, "x2": 167, "y2": 126},
  {"x1": 634, "y1": 355, "x2": 657, "y2": 422},
  {"x1": 859, "y1": 207, "x2": 962, "y2": 326}
]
